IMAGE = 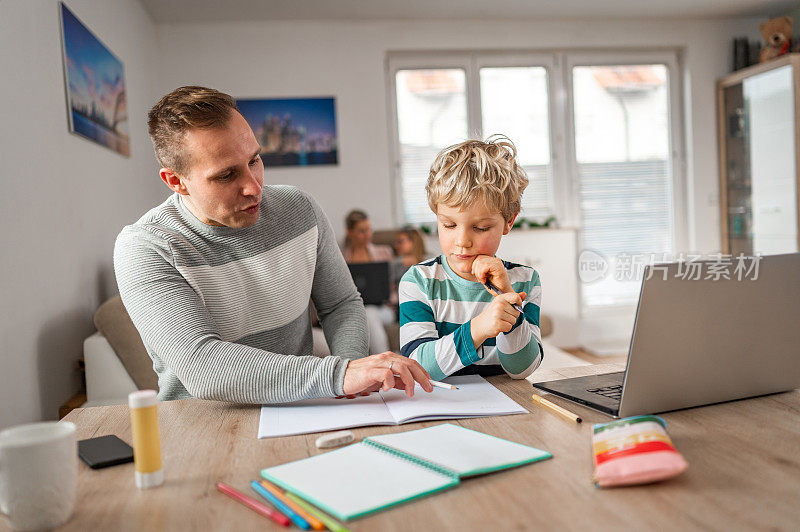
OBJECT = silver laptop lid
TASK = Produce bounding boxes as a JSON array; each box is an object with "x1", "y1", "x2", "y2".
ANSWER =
[{"x1": 618, "y1": 253, "x2": 800, "y2": 418}]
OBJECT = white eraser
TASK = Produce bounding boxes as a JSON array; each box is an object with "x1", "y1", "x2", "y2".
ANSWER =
[{"x1": 316, "y1": 430, "x2": 355, "y2": 449}]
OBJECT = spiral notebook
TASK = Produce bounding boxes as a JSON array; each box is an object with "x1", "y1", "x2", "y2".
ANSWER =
[{"x1": 260, "y1": 423, "x2": 551, "y2": 520}]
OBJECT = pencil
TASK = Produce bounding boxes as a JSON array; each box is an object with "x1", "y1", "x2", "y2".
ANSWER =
[
  {"x1": 250, "y1": 480, "x2": 311, "y2": 530},
  {"x1": 258, "y1": 480, "x2": 325, "y2": 531},
  {"x1": 391, "y1": 376, "x2": 458, "y2": 390},
  {"x1": 284, "y1": 492, "x2": 352, "y2": 532},
  {"x1": 429, "y1": 379, "x2": 458, "y2": 390},
  {"x1": 216, "y1": 481, "x2": 290, "y2": 527},
  {"x1": 484, "y1": 280, "x2": 525, "y2": 313},
  {"x1": 531, "y1": 394, "x2": 582, "y2": 423}
]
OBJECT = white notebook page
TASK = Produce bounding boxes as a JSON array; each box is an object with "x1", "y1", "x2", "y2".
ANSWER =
[
  {"x1": 381, "y1": 375, "x2": 528, "y2": 423},
  {"x1": 262, "y1": 442, "x2": 455, "y2": 519},
  {"x1": 367, "y1": 423, "x2": 551, "y2": 477},
  {"x1": 258, "y1": 375, "x2": 527, "y2": 438},
  {"x1": 259, "y1": 394, "x2": 394, "y2": 438}
]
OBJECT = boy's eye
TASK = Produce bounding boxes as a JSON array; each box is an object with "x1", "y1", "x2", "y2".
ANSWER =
[
  {"x1": 475, "y1": 227, "x2": 490, "y2": 232},
  {"x1": 248, "y1": 155, "x2": 261, "y2": 166},
  {"x1": 442, "y1": 224, "x2": 455, "y2": 229},
  {"x1": 217, "y1": 172, "x2": 234, "y2": 181}
]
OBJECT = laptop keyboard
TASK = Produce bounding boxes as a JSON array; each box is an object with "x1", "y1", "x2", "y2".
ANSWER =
[{"x1": 587, "y1": 384, "x2": 622, "y2": 400}]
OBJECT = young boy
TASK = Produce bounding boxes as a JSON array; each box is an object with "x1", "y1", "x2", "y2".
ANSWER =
[{"x1": 398, "y1": 137, "x2": 543, "y2": 380}]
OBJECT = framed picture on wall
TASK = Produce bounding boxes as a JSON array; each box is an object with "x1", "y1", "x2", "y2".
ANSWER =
[
  {"x1": 58, "y1": 2, "x2": 130, "y2": 157},
  {"x1": 236, "y1": 97, "x2": 338, "y2": 167}
]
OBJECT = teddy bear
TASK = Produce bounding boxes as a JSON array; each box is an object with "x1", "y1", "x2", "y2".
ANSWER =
[{"x1": 759, "y1": 16, "x2": 793, "y2": 63}]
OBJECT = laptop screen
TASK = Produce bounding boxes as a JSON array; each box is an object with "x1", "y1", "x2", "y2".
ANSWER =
[{"x1": 348, "y1": 262, "x2": 391, "y2": 305}]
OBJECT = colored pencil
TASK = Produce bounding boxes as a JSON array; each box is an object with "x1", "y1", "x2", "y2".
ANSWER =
[
  {"x1": 216, "y1": 481, "x2": 290, "y2": 527},
  {"x1": 284, "y1": 491, "x2": 352, "y2": 532},
  {"x1": 251, "y1": 480, "x2": 311, "y2": 530},
  {"x1": 259, "y1": 480, "x2": 325, "y2": 530}
]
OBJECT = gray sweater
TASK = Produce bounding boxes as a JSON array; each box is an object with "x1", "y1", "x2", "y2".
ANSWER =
[{"x1": 114, "y1": 185, "x2": 368, "y2": 403}]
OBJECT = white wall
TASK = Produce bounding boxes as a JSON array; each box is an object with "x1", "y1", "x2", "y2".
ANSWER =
[
  {"x1": 157, "y1": 17, "x2": 764, "y2": 247},
  {"x1": 155, "y1": 15, "x2": 768, "y2": 349},
  {"x1": 0, "y1": 0, "x2": 164, "y2": 429},
  {"x1": 0, "y1": 6, "x2": 774, "y2": 428}
]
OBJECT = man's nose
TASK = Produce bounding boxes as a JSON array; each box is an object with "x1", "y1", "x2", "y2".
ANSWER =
[{"x1": 242, "y1": 169, "x2": 262, "y2": 197}]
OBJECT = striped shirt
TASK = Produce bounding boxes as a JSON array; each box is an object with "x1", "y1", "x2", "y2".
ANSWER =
[
  {"x1": 113, "y1": 185, "x2": 368, "y2": 404},
  {"x1": 399, "y1": 255, "x2": 543, "y2": 380}
]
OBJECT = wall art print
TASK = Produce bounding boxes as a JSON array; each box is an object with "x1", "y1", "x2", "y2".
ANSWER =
[
  {"x1": 59, "y1": 2, "x2": 130, "y2": 156},
  {"x1": 237, "y1": 97, "x2": 338, "y2": 167}
]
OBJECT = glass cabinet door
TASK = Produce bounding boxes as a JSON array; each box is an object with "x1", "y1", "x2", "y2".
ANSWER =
[
  {"x1": 744, "y1": 65, "x2": 797, "y2": 254},
  {"x1": 723, "y1": 63, "x2": 798, "y2": 255}
]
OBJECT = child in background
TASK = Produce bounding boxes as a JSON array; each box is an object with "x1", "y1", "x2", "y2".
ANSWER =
[
  {"x1": 398, "y1": 137, "x2": 543, "y2": 380},
  {"x1": 393, "y1": 228, "x2": 428, "y2": 268}
]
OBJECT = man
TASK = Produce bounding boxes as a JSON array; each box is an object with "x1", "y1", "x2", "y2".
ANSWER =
[{"x1": 114, "y1": 86, "x2": 431, "y2": 403}]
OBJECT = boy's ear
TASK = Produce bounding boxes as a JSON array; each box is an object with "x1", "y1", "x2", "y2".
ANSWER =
[{"x1": 503, "y1": 212, "x2": 519, "y2": 235}]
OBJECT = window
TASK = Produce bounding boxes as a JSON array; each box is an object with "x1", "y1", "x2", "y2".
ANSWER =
[
  {"x1": 480, "y1": 66, "x2": 554, "y2": 219},
  {"x1": 572, "y1": 64, "x2": 674, "y2": 307},
  {"x1": 395, "y1": 69, "x2": 468, "y2": 224},
  {"x1": 388, "y1": 51, "x2": 684, "y2": 310}
]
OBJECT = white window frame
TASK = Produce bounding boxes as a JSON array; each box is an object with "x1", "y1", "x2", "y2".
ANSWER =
[
  {"x1": 474, "y1": 53, "x2": 565, "y2": 222},
  {"x1": 387, "y1": 51, "x2": 562, "y2": 226},
  {"x1": 386, "y1": 52, "x2": 473, "y2": 226},
  {"x1": 563, "y1": 50, "x2": 687, "y2": 315},
  {"x1": 386, "y1": 49, "x2": 688, "y2": 314}
]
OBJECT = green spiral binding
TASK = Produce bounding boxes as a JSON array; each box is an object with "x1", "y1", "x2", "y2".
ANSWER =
[{"x1": 363, "y1": 439, "x2": 459, "y2": 481}]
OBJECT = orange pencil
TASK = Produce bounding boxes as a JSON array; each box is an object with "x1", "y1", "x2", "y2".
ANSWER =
[{"x1": 259, "y1": 479, "x2": 326, "y2": 530}]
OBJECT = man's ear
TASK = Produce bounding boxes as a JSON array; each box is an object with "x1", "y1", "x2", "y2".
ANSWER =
[
  {"x1": 503, "y1": 212, "x2": 519, "y2": 235},
  {"x1": 159, "y1": 168, "x2": 189, "y2": 195}
]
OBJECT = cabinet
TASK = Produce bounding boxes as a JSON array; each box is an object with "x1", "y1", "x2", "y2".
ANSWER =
[{"x1": 717, "y1": 54, "x2": 800, "y2": 255}]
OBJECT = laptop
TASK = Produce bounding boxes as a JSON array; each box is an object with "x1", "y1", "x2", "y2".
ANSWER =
[
  {"x1": 348, "y1": 261, "x2": 391, "y2": 306},
  {"x1": 533, "y1": 253, "x2": 800, "y2": 418}
]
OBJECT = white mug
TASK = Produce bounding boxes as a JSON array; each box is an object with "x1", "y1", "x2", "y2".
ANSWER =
[{"x1": 0, "y1": 421, "x2": 77, "y2": 531}]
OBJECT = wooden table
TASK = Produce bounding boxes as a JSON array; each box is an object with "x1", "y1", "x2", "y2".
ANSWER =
[{"x1": 19, "y1": 364, "x2": 800, "y2": 531}]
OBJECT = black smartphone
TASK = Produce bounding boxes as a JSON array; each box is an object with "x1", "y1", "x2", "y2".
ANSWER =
[{"x1": 78, "y1": 435, "x2": 134, "y2": 469}]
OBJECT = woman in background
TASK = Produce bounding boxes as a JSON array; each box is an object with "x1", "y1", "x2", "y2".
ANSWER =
[
  {"x1": 342, "y1": 210, "x2": 393, "y2": 263},
  {"x1": 342, "y1": 209, "x2": 394, "y2": 354}
]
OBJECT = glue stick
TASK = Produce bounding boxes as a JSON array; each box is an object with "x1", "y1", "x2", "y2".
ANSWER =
[{"x1": 128, "y1": 390, "x2": 163, "y2": 489}]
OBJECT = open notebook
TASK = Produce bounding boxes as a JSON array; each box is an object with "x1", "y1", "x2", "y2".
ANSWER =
[
  {"x1": 261, "y1": 423, "x2": 552, "y2": 520},
  {"x1": 258, "y1": 374, "x2": 528, "y2": 438}
]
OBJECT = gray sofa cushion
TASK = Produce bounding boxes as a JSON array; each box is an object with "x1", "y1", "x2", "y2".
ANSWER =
[{"x1": 93, "y1": 295, "x2": 158, "y2": 390}]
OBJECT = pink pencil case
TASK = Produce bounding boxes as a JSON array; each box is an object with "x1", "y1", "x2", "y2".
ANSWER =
[{"x1": 592, "y1": 415, "x2": 688, "y2": 488}]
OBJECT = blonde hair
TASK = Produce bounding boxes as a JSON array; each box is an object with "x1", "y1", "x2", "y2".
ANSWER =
[
  {"x1": 397, "y1": 228, "x2": 427, "y2": 263},
  {"x1": 426, "y1": 136, "x2": 528, "y2": 221}
]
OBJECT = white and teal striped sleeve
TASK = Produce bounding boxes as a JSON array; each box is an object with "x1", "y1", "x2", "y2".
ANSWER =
[
  {"x1": 496, "y1": 267, "x2": 544, "y2": 379},
  {"x1": 398, "y1": 266, "x2": 481, "y2": 380}
]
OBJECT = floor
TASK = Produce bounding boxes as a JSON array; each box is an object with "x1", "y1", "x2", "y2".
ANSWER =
[{"x1": 563, "y1": 347, "x2": 628, "y2": 366}]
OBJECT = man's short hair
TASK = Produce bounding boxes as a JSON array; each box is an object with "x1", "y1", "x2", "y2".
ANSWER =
[
  {"x1": 147, "y1": 86, "x2": 240, "y2": 175},
  {"x1": 426, "y1": 136, "x2": 529, "y2": 221}
]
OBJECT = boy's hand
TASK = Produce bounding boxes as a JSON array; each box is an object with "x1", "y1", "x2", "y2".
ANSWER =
[
  {"x1": 471, "y1": 291, "x2": 527, "y2": 348},
  {"x1": 472, "y1": 255, "x2": 513, "y2": 294}
]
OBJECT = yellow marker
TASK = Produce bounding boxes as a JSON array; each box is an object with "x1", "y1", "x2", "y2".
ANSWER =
[{"x1": 129, "y1": 390, "x2": 163, "y2": 488}]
